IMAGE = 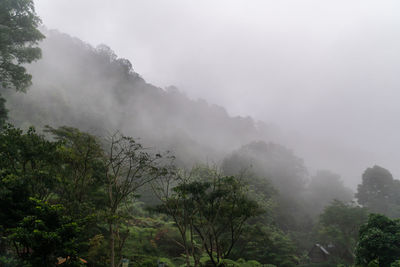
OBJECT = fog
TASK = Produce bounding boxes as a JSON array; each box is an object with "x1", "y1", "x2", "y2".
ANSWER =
[{"x1": 33, "y1": 0, "x2": 400, "y2": 188}]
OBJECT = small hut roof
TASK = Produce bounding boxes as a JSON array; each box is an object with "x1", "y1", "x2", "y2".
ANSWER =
[{"x1": 315, "y1": 243, "x2": 330, "y2": 255}]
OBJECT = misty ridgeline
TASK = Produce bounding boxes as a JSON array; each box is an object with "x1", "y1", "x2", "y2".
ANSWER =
[{"x1": 2, "y1": 2, "x2": 400, "y2": 267}]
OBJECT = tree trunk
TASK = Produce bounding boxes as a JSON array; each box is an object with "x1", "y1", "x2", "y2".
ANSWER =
[
  {"x1": 110, "y1": 223, "x2": 115, "y2": 267},
  {"x1": 185, "y1": 247, "x2": 190, "y2": 267}
]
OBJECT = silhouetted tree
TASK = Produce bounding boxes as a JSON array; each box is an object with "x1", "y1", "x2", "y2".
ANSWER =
[{"x1": 356, "y1": 165, "x2": 400, "y2": 217}]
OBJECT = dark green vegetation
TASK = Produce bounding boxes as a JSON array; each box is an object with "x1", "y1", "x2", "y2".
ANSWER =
[
  {"x1": 355, "y1": 214, "x2": 400, "y2": 267},
  {"x1": 2, "y1": 1, "x2": 400, "y2": 266},
  {"x1": 0, "y1": 0, "x2": 44, "y2": 124},
  {"x1": 0, "y1": 125, "x2": 262, "y2": 266}
]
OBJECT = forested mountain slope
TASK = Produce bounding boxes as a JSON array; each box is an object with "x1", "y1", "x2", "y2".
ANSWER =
[
  {"x1": 4, "y1": 30, "x2": 274, "y2": 166},
  {"x1": 1, "y1": 28, "x2": 368, "y2": 267}
]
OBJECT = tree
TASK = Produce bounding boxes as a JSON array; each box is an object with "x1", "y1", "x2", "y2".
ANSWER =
[
  {"x1": 159, "y1": 166, "x2": 262, "y2": 266},
  {"x1": 45, "y1": 126, "x2": 107, "y2": 217},
  {"x1": 0, "y1": 96, "x2": 6, "y2": 126},
  {"x1": 304, "y1": 170, "x2": 353, "y2": 218},
  {"x1": 44, "y1": 126, "x2": 110, "y2": 263},
  {"x1": 222, "y1": 141, "x2": 307, "y2": 197},
  {"x1": 355, "y1": 214, "x2": 400, "y2": 267},
  {"x1": 0, "y1": 0, "x2": 44, "y2": 91},
  {"x1": 356, "y1": 165, "x2": 400, "y2": 217},
  {"x1": 317, "y1": 200, "x2": 368, "y2": 264},
  {"x1": 0, "y1": 124, "x2": 60, "y2": 227},
  {"x1": 0, "y1": 125, "x2": 87, "y2": 265},
  {"x1": 0, "y1": 0, "x2": 45, "y2": 124},
  {"x1": 231, "y1": 224, "x2": 298, "y2": 267},
  {"x1": 0, "y1": 125, "x2": 64, "y2": 261},
  {"x1": 104, "y1": 132, "x2": 165, "y2": 267},
  {"x1": 151, "y1": 167, "x2": 200, "y2": 267},
  {"x1": 10, "y1": 198, "x2": 82, "y2": 267}
]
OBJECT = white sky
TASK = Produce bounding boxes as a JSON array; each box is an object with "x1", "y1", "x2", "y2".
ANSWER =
[{"x1": 34, "y1": 0, "x2": 400, "y2": 187}]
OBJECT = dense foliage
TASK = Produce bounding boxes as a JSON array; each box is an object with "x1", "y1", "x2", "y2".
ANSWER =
[
  {"x1": 356, "y1": 214, "x2": 400, "y2": 267},
  {"x1": 3, "y1": 122, "x2": 398, "y2": 266},
  {"x1": 0, "y1": 125, "x2": 266, "y2": 266},
  {"x1": 0, "y1": 0, "x2": 44, "y2": 124}
]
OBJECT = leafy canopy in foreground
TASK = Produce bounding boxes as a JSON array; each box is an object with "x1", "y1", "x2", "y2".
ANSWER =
[
  {"x1": 155, "y1": 166, "x2": 262, "y2": 266},
  {"x1": 10, "y1": 198, "x2": 82, "y2": 267},
  {"x1": 356, "y1": 214, "x2": 400, "y2": 267}
]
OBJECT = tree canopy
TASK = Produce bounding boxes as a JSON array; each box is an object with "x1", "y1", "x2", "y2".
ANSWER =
[
  {"x1": 356, "y1": 214, "x2": 400, "y2": 267},
  {"x1": 0, "y1": 0, "x2": 44, "y2": 91},
  {"x1": 0, "y1": 0, "x2": 44, "y2": 125},
  {"x1": 356, "y1": 165, "x2": 400, "y2": 217}
]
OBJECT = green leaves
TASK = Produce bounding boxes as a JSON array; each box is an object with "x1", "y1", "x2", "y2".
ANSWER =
[
  {"x1": 9, "y1": 198, "x2": 82, "y2": 266},
  {"x1": 0, "y1": 125, "x2": 107, "y2": 265},
  {"x1": 0, "y1": 124, "x2": 62, "y2": 237},
  {"x1": 45, "y1": 126, "x2": 107, "y2": 215},
  {"x1": 356, "y1": 214, "x2": 400, "y2": 267},
  {"x1": 0, "y1": 0, "x2": 44, "y2": 91},
  {"x1": 156, "y1": 166, "x2": 262, "y2": 266},
  {"x1": 0, "y1": 124, "x2": 60, "y2": 200},
  {"x1": 231, "y1": 224, "x2": 298, "y2": 267}
]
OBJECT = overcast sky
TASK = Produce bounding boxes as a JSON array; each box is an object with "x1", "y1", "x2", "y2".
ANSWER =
[{"x1": 34, "y1": 0, "x2": 400, "y2": 187}]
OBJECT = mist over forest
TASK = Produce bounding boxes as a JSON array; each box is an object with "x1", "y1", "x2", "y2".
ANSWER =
[
  {"x1": 3, "y1": 29, "x2": 379, "y2": 189},
  {"x1": 5, "y1": 29, "x2": 273, "y2": 166},
  {"x1": 2, "y1": 1, "x2": 400, "y2": 267}
]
